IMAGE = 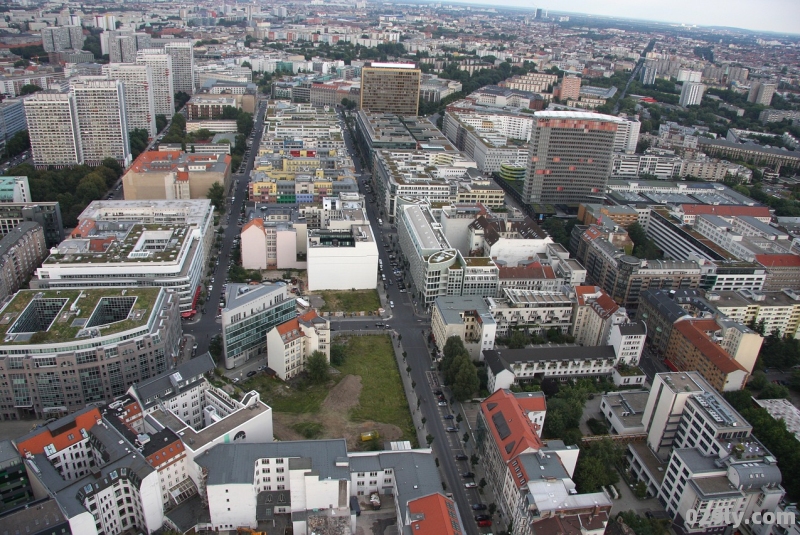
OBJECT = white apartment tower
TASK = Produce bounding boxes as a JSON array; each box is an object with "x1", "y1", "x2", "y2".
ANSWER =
[
  {"x1": 103, "y1": 63, "x2": 157, "y2": 138},
  {"x1": 70, "y1": 77, "x2": 132, "y2": 167},
  {"x1": 679, "y1": 82, "x2": 706, "y2": 107},
  {"x1": 24, "y1": 92, "x2": 82, "y2": 167},
  {"x1": 164, "y1": 41, "x2": 195, "y2": 94},
  {"x1": 137, "y1": 50, "x2": 176, "y2": 116}
]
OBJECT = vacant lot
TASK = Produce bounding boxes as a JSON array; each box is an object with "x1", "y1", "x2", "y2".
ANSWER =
[
  {"x1": 319, "y1": 290, "x2": 381, "y2": 313},
  {"x1": 336, "y1": 335, "x2": 414, "y2": 438},
  {"x1": 237, "y1": 334, "x2": 415, "y2": 448}
]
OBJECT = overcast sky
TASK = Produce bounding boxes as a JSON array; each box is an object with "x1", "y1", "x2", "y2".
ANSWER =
[{"x1": 452, "y1": 0, "x2": 800, "y2": 34}]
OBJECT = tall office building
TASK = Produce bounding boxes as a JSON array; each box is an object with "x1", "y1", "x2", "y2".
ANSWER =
[
  {"x1": 164, "y1": 41, "x2": 195, "y2": 94},
  {"x1": 108, "y1": 34, "x2": 137, "y2": 63},
  {"x1": 136, "y1": 50, "x2": 175, "y2": 116},
  {"x1": 360, "y1": 63, "x2": 421, "y2": 116},
  {"x1": 40, "y1": 26, "x2": 84, "y2": 52},
  {"x1": 748, "y1": 81, "x2": 777, "y2": 106},
  {"x1": 24, "y1": 92, "x2": 82, "y2": 167},
  {"x1": 523, "y1": 111, "x2": 620, "y2": 205},
  {"x1": 679, "y1": 81, "x2": 706, "y2": 107},
  {"x1": 103, "y1": 63, "x2": 157, "y2": 138},
  {"x1": 640, "y1": 58, "x2": 658, "y2": 85},
  {"x1": 70, "y1": 77, "x2": 131, "y2": 167}
]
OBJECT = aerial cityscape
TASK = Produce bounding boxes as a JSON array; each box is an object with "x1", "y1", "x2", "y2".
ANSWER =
[{"x1": 0, "y1": 1, "x2": 795, "y2": 535}]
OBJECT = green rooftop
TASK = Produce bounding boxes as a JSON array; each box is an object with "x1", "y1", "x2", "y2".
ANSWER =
[{"x1": 0, "y1": 287, "x2": 161, "y2": 345}]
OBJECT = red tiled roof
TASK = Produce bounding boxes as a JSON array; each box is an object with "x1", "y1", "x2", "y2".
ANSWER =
[
  {"x1": 407, "y1": 494, "x2": 461, "y2": 535},
  {"x1": 480, "y1": 390, "x2": 543, "y2": 467},
  {"x1": 241, "y1": 218, "x2": 265, "y2": 234},
  {"x1": 71, "y1": 218, "x2": 96, "y2": 238},
  {"x1": 16, "y1": 408, "x2": 102, "y2": 455},
  {"x1": 276, "y1": 317, "x2": 300, "y2": 337},
  {"x1": 575, "y1": 286, "x2": 619, "y2": 318},
  {"x1": 754, "y1": 254, "x2": 800, "y2": 268},
  {"x1": 299, "y1": 310, "x2": 319, "y2": 323},
  {"x1": 673, "y1": 319, "x2": 746, "y2": 375},
  {"x1": 515, "y1": 393, "x2": 547, "y2": 413}
]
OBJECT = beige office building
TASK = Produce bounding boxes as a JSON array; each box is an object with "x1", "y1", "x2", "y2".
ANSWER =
[{"x1": 360, "y1": 63, "x2": 421, "y2": 116}]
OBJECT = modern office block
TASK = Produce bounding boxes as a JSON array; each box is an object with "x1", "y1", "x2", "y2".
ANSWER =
[
  {"x1": 0, "y1": 287, "x2": 181, "y2": 419},
  {"x1": 103, "y1": 63, "x2": 157, "y2": 138},
  {"x1": 524, "y1": 111, "x2": 620, "y2": 205},
  {"x1": 0, "y1": 202, "x2": 63, "y2": 248},
  {"x1": 0, "y1": 99, "x2": 27, "y2": 151},
  {"x1": 360, "y1": 63, "x2": 421, "y2": 116},
  {"x1": 222, "y1": 283, "x2": 297, "y2": 369},
  {"x1": 0, "y1": 177, "x2": 29, "y2": 203}
]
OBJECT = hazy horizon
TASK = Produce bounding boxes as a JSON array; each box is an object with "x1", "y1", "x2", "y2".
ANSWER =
[{"x1": 433, "y1": 0, "x2": 800, "y2": 35}]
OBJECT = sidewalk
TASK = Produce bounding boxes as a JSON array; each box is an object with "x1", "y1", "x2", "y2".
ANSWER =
[{"x1": 390, "y1": 335, "x2": 427, "y2": 448}]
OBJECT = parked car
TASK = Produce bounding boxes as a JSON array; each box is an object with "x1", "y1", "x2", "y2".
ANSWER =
[
  {"x1": 443, "y1": 414, "x2": 454, "y2": 420},
  {"x1": 446, "y1": 427, "x2": 458, "y2": 432},
  {"x1": 461, "y1": 472, "x2": 474, "y2": 478},
  {"x1": 433, "y1": 390, "x2": 443, "y2": 395},
  {"x1": 472, "y1": 504, "x2": 487, "y2": 511},
  {"x1": 477, "y1": 519, "x2": 492, "y2": 527},
  {"x1": 438, "y1": 401, "x2": 447, "y2": 407},
  {"x1": 455, "y1": 454, "x2": 468, "y2": 461},
  {"x1": 475, "y1": 515, "x2": 491, "y2": 521},
  {"x1": 246, "y1": 371, "x2": 257, "y2": 377},
  {"x1": 464, "y1": 482, "x2": 477, "y2": 489}
]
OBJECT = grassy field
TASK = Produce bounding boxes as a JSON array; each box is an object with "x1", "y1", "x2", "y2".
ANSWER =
[
  {"x1": 319, "y1": 290, "x2": 381, "y2": 313},
  {"x1": 238, "y1": 373, "x2": 331, "y2": 414},
  {"x1": 335, "y1": 335, "x2": 414, "y2": 440}
]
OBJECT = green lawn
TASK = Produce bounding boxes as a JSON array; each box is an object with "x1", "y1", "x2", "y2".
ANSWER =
[
  {"x1": 335, "y1": 335, "x2": 415, "y2": 440},
  {"x1": 319, "y1": 290, "x2": 381, "y2": 313},
  {"x1": 239, "y1": 374, "x2": 331, "y2": 414}
]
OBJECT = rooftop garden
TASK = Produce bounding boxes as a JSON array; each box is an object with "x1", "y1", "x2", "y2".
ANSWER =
[{"x1": 0, "y1": 287, "x2": 160, "y2": 344}]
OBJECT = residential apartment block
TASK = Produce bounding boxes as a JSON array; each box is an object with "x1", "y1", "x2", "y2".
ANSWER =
[
  {"x1": 266, "y1": 310, "x2": 330, "y2": 380},
  {"x1": 23, "y1": 91, "x2": 82, "y2": 168},
  {"x1": 431, "y1": 295, "x2": 497, "y2": 359},
  {"x1": 102, "y1": 63, "x2": 157, "y2": 138},
  {"x1": 475, "y1": 389, "x2": 611, "y2": 535},
  {"x1": 70, "y1": 77, "x2": 131, "y2": 167},
  {"x1": 136, "y1": 50, "x2": 175, "y2": 117},
  {"x1": 0, "y1": 222, "x2": 47, "y2": 302},
  {"x1": 163, "y1": 41, "x2": 195, "y2": 94},
  {"x1": 625, "y1": 373, "x2": 784, "y2": 535},
  {"x1": 0, "y1": 202, "x2": 64, "y2": 248},
  {"x1": 40, "y1": 26, "x2": 84, "y2": 53}
]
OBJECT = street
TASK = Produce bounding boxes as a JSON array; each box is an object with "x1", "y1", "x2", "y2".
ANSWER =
[
  {"x1": 181, "y1": 98, "x2": 268, "y2": 358},
  {"x1": 339, "y1": 108, "x2": 490, "y2": 534}
]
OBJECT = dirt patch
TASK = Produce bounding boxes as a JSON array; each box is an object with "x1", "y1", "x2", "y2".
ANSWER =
[
  {"x1": 322, "y1": 374, "x2": 362, "y2": 413},
  {"x1": 271, "y1": 374, "x2": 403, "y2": 449},
  {"x1": 272, "y1": 418, "x2": 304, "y2": 441}
]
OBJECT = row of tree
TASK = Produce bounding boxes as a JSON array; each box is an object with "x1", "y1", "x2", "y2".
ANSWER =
[
  {"x1": 8, "y1": 159, "x2": 123, "y2": 227},
  {"x1": 440, "y1": 337, "x2": 480, "y2": 401}
]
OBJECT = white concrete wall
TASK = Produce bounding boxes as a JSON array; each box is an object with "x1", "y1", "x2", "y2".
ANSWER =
[
  {"x1": 308, "y1": 241, "x2": 378, "y2": 291},
  {"x1": 241, "y1": 224, "x2": 267, "y2": 270},
  {"x1": 276, "y1": 228, "x2": 307, "y2": 269},
  {"x1": 487, "y1": 238, "x2": 553, "y2": 265},
  {"x1": 141, "y1": 470, "x2": 166, "y2": 532},
  {"x1": 305, "y1": 475, "x2": 347, "y2": 510},
  {"x1": 488, "y1": 368, "x2": 514, "y2": 392},
  {"x1": 207, "y1": 483, "x2": 257, "y2": 529},
  {"x1": 266, "y1": 328, "x2": 288, "y2": 380},
  {"x1": 69, "y1": 512, "x2": 100, "y2": 535}
]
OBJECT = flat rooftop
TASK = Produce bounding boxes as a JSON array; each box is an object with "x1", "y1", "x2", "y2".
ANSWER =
[
  {"x1": 150, "y1": 395, "x2": 271, "y2": 451},
  {"x1": 0, "y1": 287, "x2": 161, "y2": 345},
  {"x1": 75, "y1": 199, "x2": 213, "y2": 228},
  {"x1": 628, "y1": 441, "x2": 666, "y2": 484},
  {"x1": 404, "y1": 204, "x2": 450, "y2": 251},
  {"x1": 602, "y1": 391, "x2": 649, "y2": 429},
  {"x1": 45, "y1": 223, "x2": 193, "y2": 265}
]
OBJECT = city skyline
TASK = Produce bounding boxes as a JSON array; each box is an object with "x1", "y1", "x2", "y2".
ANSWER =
[{"x1": 438, "y1": 0, "x2": 800, "y2": 35}]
